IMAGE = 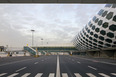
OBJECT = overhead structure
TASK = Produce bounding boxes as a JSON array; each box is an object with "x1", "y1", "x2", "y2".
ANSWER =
[{"x1": 0, "y1": 0, "x2": 115, "y2": 3}]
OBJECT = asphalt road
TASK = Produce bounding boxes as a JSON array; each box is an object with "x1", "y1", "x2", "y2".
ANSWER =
[{"x1": 0, "y1": 55, "x2": 116, "y2": 77}]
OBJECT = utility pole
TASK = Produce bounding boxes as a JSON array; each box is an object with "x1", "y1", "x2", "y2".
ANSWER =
[{"x1": 31, "y1": 29, "x2": 35, "y2": 46}]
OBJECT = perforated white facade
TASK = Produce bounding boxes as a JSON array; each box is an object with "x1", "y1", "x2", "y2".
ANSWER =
[{"x1": 73, "y1": 4, "x2": 116, "y2": 51}]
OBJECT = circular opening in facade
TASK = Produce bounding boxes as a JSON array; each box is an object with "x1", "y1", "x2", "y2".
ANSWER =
[
  {"x1": 100, "y1": 30, "x2": 106, "y2": 35},
  {"x1": 95, "y1": 28, "x2": 100, "y2": 32},
  {"x1": 94, "y1": 34, "x2": 98, "y2": 38},
  {"x1": 106, "y1": 12, "x2": 113, "y2": 20},
  {"x1": 102, "y1": 22, "x2": 108, "y2": 28},
  {"x1": 107, "y1": 32, "x2": 114, "y2": 38},
  {"x1": 99, "y1": 36, "x2": 104, "y2": 41},
  {"x1": 90, "y1": 32, "x2": 93, "y2": 35},
  {"x1": 113, "y1": 15, "x2": 116, "y2": 22},
  {"x1": 95, "y1": 18, "x2": 99, "y2": 23},
  {"x1": 98, "y1": 20, "x2": 103, "y2": 26},
  {"x1": 98, "y1": 41, "x2": 104, "y2": 45},
  {"x1": 102, "y1": 11, "x2": 108, "y2": 17},
  {"x1": 109, "y1": 24, "x2": 116, "y2": 31},
  {"x1": 105, "y1": 39, "x2": 112, "y2": 43}
]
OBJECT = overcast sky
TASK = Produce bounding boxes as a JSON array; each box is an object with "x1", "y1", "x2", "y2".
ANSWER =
[{"x1": 0, "y1": 4, "x2": 105, "y2": 47}]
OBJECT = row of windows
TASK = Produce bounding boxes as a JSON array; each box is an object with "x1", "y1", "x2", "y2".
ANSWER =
[
  {"x1": 75, "y1": 41, "x2": 114, "y2": 49},
  {"x1": 90, "y1": 20, "x2": 116, "y2": 32},
  {"x1": 74, "y1": 39, "x2": 116, "y2": 49},
  {"x1": 85, "y1": 25, "x2": 115, "y2": 38},
  {"x1": 76, "y1": 32, "x2": 114, "y2": 47},
  {"x1": 97, "y1": 9, "x2": 114, "y2": 20},
  {"x1": 105, "y1": 4, "x2": 116, "y2": 8}
]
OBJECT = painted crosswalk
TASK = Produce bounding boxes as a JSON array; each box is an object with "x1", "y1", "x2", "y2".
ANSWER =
[{"x1": 0, "y1": 73, "x2": 116, "y2": 77}]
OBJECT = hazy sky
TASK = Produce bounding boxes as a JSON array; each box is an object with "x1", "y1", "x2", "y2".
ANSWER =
[{"x1": 0, "y1": 4, "x2": 105, "y2": 47}]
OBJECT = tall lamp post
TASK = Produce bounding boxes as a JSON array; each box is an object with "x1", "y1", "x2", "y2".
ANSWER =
[
  {"x1": 31, "y1": 29, "x2": 35, "y2": 47},
  {"x1": 41, "y1": 38, "x2": 43, "y2": 45}
]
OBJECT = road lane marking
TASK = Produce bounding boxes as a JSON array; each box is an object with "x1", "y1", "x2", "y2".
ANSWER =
[
  {"x1": 34, "y1": 62, "x2": 38, "y2": 64},
  {"x1": 21, "y1": 73, "x2": 30, "y2": 77},
  {"x1": 7, "y1": 73, "x2": 19, "y2": 77},
  {"x1": 88, "y1": 66, "x2": 97, "y2": 70},
  {"x1": 75, "y1": 57, "x2": 116, "y2": 66},
  {"x1": 111, "y1": 73, "x2": 116, "y2": 76},
  {"x1": 86, "y1": 73, "x2": 96, "y2": 77},
  {"x1": 56, "y1": 55, "x2": 60, "y2": 77},
  {"x1": 15, "y1": 67, "x2": 27, "y2": 72},
  {"x1": 41, "y1": 60, "x2": 44, "y2": 61},
  {"x1": 77, "y1": 61, "x2": 81, "y2": 64},
  {"x1": 74, "y1": 73, "x2": 82, "y2": 77},
  {"x1": 0, "y1": 73, "x2": 7, "y2": 76},
  {"x1": 0, "y1": 58, "x2": 36, "y2": 67},
  {"x1": 62, "y1": 73, "x2": 68, "y2": 77},
  {"x1": 49, "y1": 73, "x2": 54, "y2": 77},
  {"x1": 99, "y1": 73, "x2": 110, "y2": 77},
  {"x1": 35, "y1": 73, "x2": 42, "y2": 77},
  {"x1": 72, "y1": 59, "x2": 74, "y2": 61}
]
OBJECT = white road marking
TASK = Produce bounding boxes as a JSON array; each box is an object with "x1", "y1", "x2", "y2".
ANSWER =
[
  {"x1": 62, "y1": 73, "x2": 68, "y2": 77},
  {"x1": 15, "y1": 67, "x2": 27, "y2": 72},
  {"x1": 86, "y1": 73, "x2": 96, "y2": 77},
  {"x1": 49, "y1": 73, "x2": 54, "y2": 77},
  {"x1": 34, "y1": 62, "x2": 38, "y2": 64},
  {"x1": 56, "y1": 55, "x2": 60, "y2": 77},
  {"x1": 99, "y1": 73, "x2": 110, "y2": 77},
  {"x1": 111, "y1": 73, "x2": 116, "y2": 76},
  {"x1": 88, "y1": 66, "x2": 97, "y2": 70},
  {"x1": 72, "y1": 59, "x2": 74, "y2": 61},
  {"x1": 7, "y1": 73, "x2": 19, "y2": 77},
  {"x1": 74, "y1": 73, "x2": 82, "y2": 77},
  {"x1": 75, "y1": 57, "x2": 116, "y2": 66},
  {"x1": 77, "y1": 61, "x2": 81, "y2": 64},
  {"x1": 35, "y1": 73, "x2": 42, "y2": 77},
  {"x1": 41, "y1": 60, "x2": 44, "y2": 61},
  {"x1": 0, "y1": 58, "x2": 36, "y2": 67},
  {"x1": 21, "y1": 73, "x2": 31, "y2": 77},
  {"x1": 0, "y1": 73, "x2": 7, "y2": 76}
]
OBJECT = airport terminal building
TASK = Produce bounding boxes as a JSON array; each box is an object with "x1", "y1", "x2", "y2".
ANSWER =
[{"x1": 72, "y1": 4, "x2": 116, "y2": 58}]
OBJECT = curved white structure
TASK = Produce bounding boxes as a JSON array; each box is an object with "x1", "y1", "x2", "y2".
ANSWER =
[{"x1": 73, "y1": 4, "x2": 116, "y2": 51}]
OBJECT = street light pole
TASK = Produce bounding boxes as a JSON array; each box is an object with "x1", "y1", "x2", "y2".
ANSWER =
[
  {"x1": 41, "y1": 38, "x2": 43, "y2": 45},
  {"x1": 31, "y1": 29, "x2": 35, "y2": 47}
]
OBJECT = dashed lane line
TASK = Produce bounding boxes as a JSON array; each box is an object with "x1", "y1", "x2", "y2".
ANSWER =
[
  {"x1": 111, "y1": 73, "x2": 116, "y2": 76},
  {"x1": 74, "y1": 73, "x2": 82, "y2": 77},
  {"x1": 74, "y1": 57, "x2": 116, "y2": 66},
  {"x1": 0, "y1": 73, "x2": 7, "y2": 76},
  {"x1": 15, "y1": 67, "x2": 27, "y2": 72},
  {"x1": 88, "y1": 66, "x2": 97, "y2": 70},
  {"x1": 21, "y1": 73, "x2": 31, "y2": 77},
  {"x1": 0, "y1": 58, "x2": 37, "y2": 67},
  {"x1": 7, "y1": 73, "x2": 19, "y2": 77},
  {"x1": 86, "y1": 73, "x2": 96, "y2": 77},
  {"x1": 62, "y1": 73, "x2": 68, "y2": 77},
  {"x1": 49, "y1": 73, "x2": 54, "y2": 77},
  {"x1": 99, "y1": 73, "x2": 110, "y2": 77},
  {"x1": 77, "y1": 61, "x2": 81, "y2": 64},
  {"x1": 35, "y1": 73, "x2": 42, "y2": 77},
  {"x1": 34, "y1": 62, "x2": 38, "y2": 64}
]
